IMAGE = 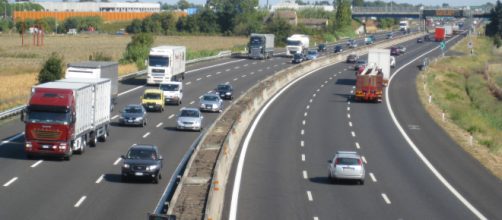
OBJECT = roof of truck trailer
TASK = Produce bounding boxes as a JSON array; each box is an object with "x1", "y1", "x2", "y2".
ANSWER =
[
  {"x1": 150, "y1": 46, "x2": 185, "y2": 52},
  {"x1": 59, "y1": 78, "x2": 111, "y2": 84},
  {"x1": 34, "y1": 81, "x2": 91, "y2": 90},
  {"x1": 67, "y1": 61, "x2": 118, "y2": 69}
]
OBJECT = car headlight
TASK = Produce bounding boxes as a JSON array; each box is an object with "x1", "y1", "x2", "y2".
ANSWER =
[
  {"x1": 135, "y1": 117, "x2": 143, "y2": 121},
  {"x1": 122, "y1": 164, "x2": 130, "y2": 169},
  {"x1": 146, "y1": 165, "x2": 158, "y2": 171},
  {"x1": 25, "y1": 142, "x2": 32, "y2": 148},
  {"x1": 226, "y1": 92, "x2": 231, "y2": 95}
]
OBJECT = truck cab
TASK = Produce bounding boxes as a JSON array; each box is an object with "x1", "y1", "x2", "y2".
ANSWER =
[
  {"x1": 142, "y1": 89, "x2": 165, "y2": 112},
  {"x1": 159, "y1": 81, "x2": 183, "y2": 105}
]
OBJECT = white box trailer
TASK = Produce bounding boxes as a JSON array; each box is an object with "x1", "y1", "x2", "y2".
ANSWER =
[
  {"x1": 286, "y1": 34, "x2": 310, "y2": 56},
  {"x1": 66, "y1": 61, "x2": 118, "y2": 110},
  {"x1": 368, "y1": 49, "x2": 391, "y2": 86},
  {"x1": 147, "y1": 46, "x2": 186, "y2": 85},
  {"x1": 444, "y1": 25, "x2": 453, "y2": 37}
]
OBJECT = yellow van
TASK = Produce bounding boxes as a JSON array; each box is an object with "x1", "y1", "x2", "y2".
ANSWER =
[{"x1": 141, "y1": 89, "x2": 165, "y2": 112}]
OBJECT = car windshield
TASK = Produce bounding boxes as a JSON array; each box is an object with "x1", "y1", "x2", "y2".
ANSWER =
[
  {"x1": 335, "y1": 45, "x2": 342, "y2": 49},
  {"x1": 349, "y1": 55, "x2": 356, "y2": 59},
  {"x1": 160, "y1": 84, "x2": 179, "y2": 91},
  {"x1": 287, "y1": 40, "x2": 301, "y2": 46},
  {"x1": 127, "y1": 148, "x2": 157, "y2": 160},
  {"x1": 308, "y1": 51, "x2": 317, "y2": 55},
  {"x1": 124, "y1": 106, "x2": 142, "y2": 113},
  {"x1": 149, "y1": 55, "x2": 169, "y2": 67},
  {"x1": 294, "y1": 53, "x2": 302, "y2": 58},
  {"x1": 180, "y1": 110, "x2": 200, "y2": 117},
  {"x1": 250, "y1": 36, "x2": 263, "y2": 46},
  {"x1": 336, "y1": 157, "x2": 360, "y2": 165},
  {"x1": 144, "y1": 93, "x2": 161, "y2": 99},
  {"x1": 217, "y1": 85, "x2": 230, "y2": 91},
  {"x1": 203, "y1": 95, "x2": 218, "y2": 101}
]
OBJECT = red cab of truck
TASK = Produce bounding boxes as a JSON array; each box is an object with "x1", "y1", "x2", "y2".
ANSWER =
[
  {"x1": 435, "y1": 27, "x2": 446, "y2": 42},
  {"x1": 354, "y1": 65, "x2": 384, "y2": 103}
]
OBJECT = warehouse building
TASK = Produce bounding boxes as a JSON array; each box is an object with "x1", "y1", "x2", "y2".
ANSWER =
[{"x1": 35, "y1": 2, "x2": 160, "y2": 13}]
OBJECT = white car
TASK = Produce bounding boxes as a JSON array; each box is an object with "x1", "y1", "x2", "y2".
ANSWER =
[
  {"x1": 328, "y1": 151, "x2": 365, "y2": 184},
  {"x1": 159, "y1": 81, "x2": 183, "y2": 105},
  {"x1": 176, "y1": 107, "x2": 203, "y2": 131},
  {"x1": 390, "y1": 56, "x2": 396, "y2": 68}
]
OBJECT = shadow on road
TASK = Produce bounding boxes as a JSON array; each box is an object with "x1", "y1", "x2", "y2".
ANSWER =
[
  {"x1": 335, "y1": 78, "x2": 356, "y2": 86},
  {"x1": 104, "y1": 173, "x2": 155, "y2": 184}
]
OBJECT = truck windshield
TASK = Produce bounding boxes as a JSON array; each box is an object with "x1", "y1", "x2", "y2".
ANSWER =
[
  {"x1": 287, "y1": 40, "x2": 301, "y2": 46},
  {"x1": 144, "y1": 93, "x2": 161, "y2": 99},
  {"x1": 27, "y1": 108, "x2": 70, "y2": 124},
  {"x1": 160, "y1": 84, "x2": 179, "y2": 91},
  {"x1": 149, "y1": 56, "x2": 169, "y2": 67},
  {"x1": 250, "y1": 37, "x2": 263, "y2": 46}
]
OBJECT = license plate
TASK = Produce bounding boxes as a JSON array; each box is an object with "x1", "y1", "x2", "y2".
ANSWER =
[
  {"x1": 42, "y1": 145, "x2": 50, "y2": 149},
  {"x1": 135, "y1": 172, "x2": 144, "y2": 176},
  {"x1": 148, "y1": 106, "x2": 153, "y2": 108},
  {"x1": 128, "y1": 120, "x2": 133, "y2": 123}
]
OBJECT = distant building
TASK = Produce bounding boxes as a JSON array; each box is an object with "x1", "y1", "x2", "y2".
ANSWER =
[
  {"x1": 35, "y1": 2, "x2": 160, "y2": 13},
  {"x1": 273, "y1": 10, "x2": 297, "y2": 25},
  {"x1": 271, "y1": 0, "x2": 334, "y2": 12}
]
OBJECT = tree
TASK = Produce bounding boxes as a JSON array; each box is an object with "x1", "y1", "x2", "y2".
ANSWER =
[
  {"x1": 141, "y1": 14, "x2": 162, "y2": 33},
  {"x1": 159, "y1": 12, "x2": 177, "y2": 34},
  {"x1": 198, "y1": 9, "x2": 220, "y2": 33},
  {"x1": 38, "y1": 52, "x2": 64, "y2": 84},
  {"x1": 265, "y1": 18, "x2": 292, "y2": 47},
  {"x1": 335, "y1": 0, "x2": 351, "y2": 29},
  {"x1": 121, "y1": 33, "x2": 154, "y2": 69},
  {"x1": 486, "y1": 0, "x2": 502, "y2": 38},
  {"x1": 209, "y1": 0, "x2": 259, "y2": 33},
  {"x1": 177, "y1": 0, "x2": 190, "y2": 10},
  {"x1": 126, "y1": 19, "x2": 142, "y2": 34}
]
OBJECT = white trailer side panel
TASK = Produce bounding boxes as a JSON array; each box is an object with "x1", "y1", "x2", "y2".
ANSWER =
[
  {"x1": 74, "y1": 84, "x2": 94, "y2": 139},
  {"x1": 368, "y1": 49, "x2": 391, "y2": 83}
]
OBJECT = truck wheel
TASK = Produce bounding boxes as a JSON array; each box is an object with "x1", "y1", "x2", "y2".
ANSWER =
[
  {"x1": 89, "y1": 133, "x2": 97, "y2": 147},
  {"x1": 99, "y1": 128, "x2": 109, "y2": 142},
  {"x1": 76, "y1": 139, "x2": 86, "y2": 154},
  {"x1": 64, "y1": 148, "x2": 73, "y2": 161}
]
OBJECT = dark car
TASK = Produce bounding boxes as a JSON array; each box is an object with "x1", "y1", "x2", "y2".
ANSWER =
[
  {"x1": 334, "y1": 45, "x2": 343, "y2": 53},
  {"x1": 397, "y1": 45, "x2": 406, "y2": 54},
  {"x1": 347, "y1": 39, "x2": 355, "y2": 46},
  {"x1": 417, "y1": 38, "x2": 423, "y2": 43},
  {"x1": 121, "y1": 144, "x2": 163, "y2": 183},
  {"x1": 119, "y1": 104, "x2": 147, "y2": 127},
  {"x1": 292, "y1": 53, "x2": 304, "y2": 64},
  {"x1": 354, "y1": 59, "x2": 367, "y2": 70},
  {"x1": 424, "y1": 35, "x2": 431, "y2": 41},
  {"x1": 346, "y1": 54, "x2": 358, "y2": 63},
  {"x1": 216, "y1": 84, "x2": 233, "y2": 100},
  {"x1": 391, "y1": 47, "x2": 400, "y2": 56},
  {"x1": 387, "y1": 32, "x2": 394, "y2": 39},
  {"x1": 317, "y1": 43, "x2": 327, "y2": 52}
]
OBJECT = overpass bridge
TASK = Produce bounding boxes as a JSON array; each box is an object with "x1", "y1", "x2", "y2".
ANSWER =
[{"x1": 351, "y1": 7, "x2": 484, "y2": 19}]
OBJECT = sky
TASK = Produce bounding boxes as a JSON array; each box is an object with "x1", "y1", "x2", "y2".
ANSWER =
[{"x1": 26, "y1": 0, "x2": 498, "y2": 7}]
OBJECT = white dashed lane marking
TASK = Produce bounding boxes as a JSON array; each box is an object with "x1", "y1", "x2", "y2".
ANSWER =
[
  {"x1": 301, "y1": 140, "x2": 304, "y2": 147},
  {"x1": 3, "y1": 177, "x2": 18, "y2": 187},
  {"x1": 349, "y1": 121, "x2": 353, "y2": 127},
  {"x1": 303, "y1": 170, "x2": 308, "y2": 179},
  {"x1": 301, "y1": 154, "x2": 306, "y2": 161},
  {"x1": 351, "y1": 131, "x2": 356, "y2": 137},
  {"x1": 196, "y1": 78, "x2": 202, "y2": 81},
  {"x1": 30, "y1": 160, "x2": 43, "y2": 168},
  {"x1": 113, "y1": 158, "x2": 122, "y2": 166},
  {"x1": 370, "y1": 173, "x2": 377, "y2": 182},
  {"x1": 307, "y1": 191, "x2": 313, "y2": 201},
  {"x1": 355, "y1": 142, "x2": 361, "y2": 149},
  {"x1": 156, "y1": 122, "x2": 163, "y2": 128},
  {"x1": 111, "y1": 115, "x2": 118, "y2": 120},
  {"x1": 301, "y1": 129, "x2": 305, "y2": 135},
  {"x1": 361, "y1": 156, "x2": 367, "y2": 164},
  {"x1": 95, "y1": 174, "x2": 104, "y2": 184},
  {"x1": 168, "y1": 114, "x2": 175, "y2": 119},
  {"x1": 142, "y1": 132, "x2": 150, "y2": 138},
  {"x1": 381, "y1": 193, "x2": 391, "y2": 204},
  {"x1": 186, "y1": 81, "x2": 191, "y2": 85},
  {"x1": 74, "y1": 196, "x2": 87, "y2": 208},
  {"x1": 190, "y1": 101, "x2": 195, "y2": 105}
]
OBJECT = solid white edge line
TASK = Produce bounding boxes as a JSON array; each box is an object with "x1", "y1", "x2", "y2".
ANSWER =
[
  {"x1": 385, "y1": 34, "x2": 486, "y2": 220},
  {"x1": 381, "y1": 193, "x2": 391, "y2": 204},
  {"x1": 95, "y1": 174, "x2": 104, "y2": 184},
  {"x1": 142, "y1": 132, "x2": 150, "y2": 138},
  {"x1": 307, "y1": 191, "x2": 313, "y2": 201},
  {"x1": 30, "y1": 160, "x2": 43, "y2": 168},
  {"x1": 111, "y1": 115, "x2": 119, "y2": 120},
  {"x1": 370, "y1": 173, "x2": 377, "y2": 182},
  {"x1": 303, "y1": 170, "x2": 308, "y2": 179},
  {"x1": 156, "y1": 122, "x2": 163, "y2": 128},
  {"x1": 229, "y1": 66, "x2": 327, "y2": 220},
  {"x1": 3, "y1": 177, "x2": 18, "y2": 187},
  {"x1": 113, "y1": 157, "x2": 122, "y2": 166},
  {"x1": 74, "y1": 196, "x2": 87, "y2": 208}
]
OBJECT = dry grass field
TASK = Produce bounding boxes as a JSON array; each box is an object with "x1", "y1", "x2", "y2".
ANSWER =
[{"x1": 0, "y1": 33, "x2": 247, "y2": 111}]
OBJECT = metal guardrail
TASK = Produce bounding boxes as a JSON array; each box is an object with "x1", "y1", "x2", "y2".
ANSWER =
[
  {"x1": 148, "y1": 131, "x2": 205, "y2": 219},
  {"x1": 0, "y1": 50, "x2": 234, "y2": 121}
]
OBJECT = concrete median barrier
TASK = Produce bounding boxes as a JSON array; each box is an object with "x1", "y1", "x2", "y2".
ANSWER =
[{"x1": 166, "y1": 32, "x2": 425, "y2": 219}]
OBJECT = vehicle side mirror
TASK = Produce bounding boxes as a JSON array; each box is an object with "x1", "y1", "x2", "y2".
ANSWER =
[
  {"x1": 121, "y1": 155, "x2": 125, "y2": 159},
  {"x1": 158, "y1": 155, "x2": 163, "y2": 160},
  {"x1": 71, "y1": 113, "x2": 76, "y2": 124},
  {"x1": 201, "y1": 116, "x2": 204, "y2": 119}
]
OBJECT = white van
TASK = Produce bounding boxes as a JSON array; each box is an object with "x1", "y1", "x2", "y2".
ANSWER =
[{"x1": 159, "y1": 81, "x2": 183, "y2": 105}]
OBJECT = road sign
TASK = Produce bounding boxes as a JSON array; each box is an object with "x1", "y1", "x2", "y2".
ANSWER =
[{"x1": 440, "y1": 41, "x2": 446, "y2": 50}]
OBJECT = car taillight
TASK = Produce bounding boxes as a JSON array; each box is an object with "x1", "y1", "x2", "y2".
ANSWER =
[
  {"x1": 335, "y1": 159, "x2": 340, "y2": 165},
  {"x1": 358, "y1": 159, "x2": 362, "y2": 165}
]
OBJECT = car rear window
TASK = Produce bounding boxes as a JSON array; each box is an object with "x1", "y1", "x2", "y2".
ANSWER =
[{"x1": 336, "y1": 157, "x2": 360, "y2": 165}]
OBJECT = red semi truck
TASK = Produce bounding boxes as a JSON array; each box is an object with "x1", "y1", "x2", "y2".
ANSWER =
[
  {"x1": 435, "y1": 27, "x2": 446, "y2": 42},
  {"x1": 22, "y1": 79, "x2": 111, "y2": 160},
  {"x1": 354, "y1": 63, "x2": 384, "y2": 103}
]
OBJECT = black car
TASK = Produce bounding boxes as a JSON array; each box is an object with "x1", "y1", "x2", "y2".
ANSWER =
[
  {"x1": 417, "y1": 38, "x2": 423, "y2": 43},
  {"x1": 424, "y1": 35, "x2": 431, "y2": 41},
  {"x1": 119, "y1": 104, "x2": 147, "y2": 127},
  {"x1": 354, "y1": 59, "x2": 367, "y2": 70},
  {"x1": 390, "y1": 47, "x2": 400, "y2": 56},
  {"x1": 292, "y1": 53, "x2": 304, "y2": 64},
  {"x1": 317, "y1": 43, "x2": 327, "y2": 52},
  {"x1": 216, "y1": 84, "x2": 233, "y2": 100},
  {"x1": 121, "y1": 144, "x2": 163, "y2": 183},
  {"x1": 334, "y1": 45, "x2": 343, "y2": 53},
  {"x1": 346, "y1": 54, "x2": 358, "y2": 63}
]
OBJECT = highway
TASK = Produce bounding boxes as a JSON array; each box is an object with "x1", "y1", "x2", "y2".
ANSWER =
[
  {"x1": 0, "y1": 32, "x2": 394, "y2": 219},
  {"x1": 226, "y1": 34, "x2": 502, "y2": 220}
]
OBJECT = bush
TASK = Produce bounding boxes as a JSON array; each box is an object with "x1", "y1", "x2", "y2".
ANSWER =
[
  {"x1": 89, "y1": 52, "x2": 112, "y2": 61},
  {"x1": 121, "y1": 33, "x2": 154, "y2": 69},
  {"x1": 38, "y1": 52, "x2": 64, "y2": 84}
]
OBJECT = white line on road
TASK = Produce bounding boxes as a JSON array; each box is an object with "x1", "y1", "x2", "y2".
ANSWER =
[
  {"x1": 196, "y1": 78, "x2": 202, "y2": 81},
  {"x1": 242, "y1": 75, "x2": 247, "y2": 78},
  {"x1": 206, "y1": 75, "x2": 212, "y2": 78},
  {"x1": 370, "y1": 173, "x2": 377, "y2": 182},
  {"x1": 348, "y1": 101, "x2": 351, "y2": 105},
  {"x1": 216, "y1": 71, "x2": 221, "y2": 75},
  {"x1": 233, "y1": 78, "x2": 238, "y2": 81},
  {"x1": 199, "y1": 96, "x2": 203, "y2": 99},
  {"x1": 361, "y1": 156, "x2": 367, "y2": 164},
  {"x1": 324, "y1": 80, "x2": 328, "y2": 84},
  {"x1": 30, "y1": 160, "x2": 43, "y2": 168},
  {"x1": 302, "y1": 120, "x2": 306, "y2": 125},
  {"x1": 317, "y1": 89, "x2": 320, "y2": 92},
  {"x1": 309, "y1": 99, "x2": 313, "y2": 103},
  {"x1": 113, "y1": 157, "x2": 122, "y2": 166},
  {"x1": 301, "y1": 154, "x2": 306, "y2": 161},
  {"x1": 350, "y1": 90, "x2": 354, "y2": 94},
  {"x1": 258, "y1": 69, "x2": 263, "y2": 72},
  {"x1": 321, "y1": 84, "x2": 324, "y2": 88},
  {"x1": 244, "y1": 64, "x2": 248, "y2": 67},
  {"x1": 347, "y1": 107, "x2": 350, "y2": 111},
  {"x1": 156, "y1": 122, "x2": 163, "y2": 128},
  {"x1": 111, "y1": 115, "x2": 118, "y2": 120},
  {"x1": 225, "y1": 81, "x2": 230, "y2": 85},
  {"x1": 349, "y1": 121, "x2": 353, "y2": 127},
  {"x1": 190, "y1": 101, "x2": 195, "y2": 105},
  {"x1": 186, "y1": 81, "x2": 192, "y2": 85},
  {"x1": 313, "y1": 93, "x2": 316, "y2": 97},
  {"x1": 74, "y1": 196, "x2": 87, "y2": 208},
  {"x1": 142, "y1": 132, "x2": 150, "y2": 138},
  {"x1": 226, "y1": 69, "x2": 231, "y2": 72},
  {"x1": 307, "y1": 191, "x2": 313, "y2": 201},
  {"x1": 381, "y1": 193, "x2": 391, "y2": 204},
  {"x1": 304, "y1": 112, "x2": 308, "y2": 117},
  {"x1": 314, "y1": 217, "x2": 319, "y2": 220},
  {"x1": 208, "y1": 90, "x2": 212, "y2": 93},
  {"x1": 168, "y1": 114, "x2": 175, "y2": 119},
  {"x1": 306, "y1": 105, "x2": 310, "y2": 109},
  {"x1": 250, "y1": 72, "x2": 255, "y2": 75},
  {"x1": 95, "y1": 174, "x2": 104, "y2": 184},
  {"x1": 301, "y1": 129, "x2": 305, "y2": 135},
  {"x1": 301, "y1": 140, "x2": 304, "y2": 147},
  {"x1": 347, "y1": 114, "x2": 351, "y2": 119},
  {"x1": 303, "y1": 170, "x2": 308, "y2": 179},
  {"x1": 234, "y1": 66, "x2": 240, "y2": 69},
  {"x1": 3, "y1": 177, "x2": 18, "y2": 187},
  {"x1": 351, "y1": 131, "x2": 356, "y2": 137},
  {"x1": 338, "y1": 71, "x2": 342, "y2": 74},
  {"x1": 355, "y1": 142, "x2": 360, "y2": 149},
  {"x1": 329, "y1": 77, "x2": 333, "y2": 80}
]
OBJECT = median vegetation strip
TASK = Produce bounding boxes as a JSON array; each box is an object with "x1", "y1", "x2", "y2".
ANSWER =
[{"x1": 417, "y1": 34, "x2": 502, "y2": 179}]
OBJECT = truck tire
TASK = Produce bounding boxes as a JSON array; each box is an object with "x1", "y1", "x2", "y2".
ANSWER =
[
  {"x1": 99, "y1": 127, "x2": 109, "y2": 142},
  {"x1": 75, "y1": 138, "x2": 86, "y2": 154},
  {"x1": 89, "y1": 133, "x2": 98, "y2": 147},
  {"x1": 64, "y1": 147, "x2": 73, "y2": 161}
]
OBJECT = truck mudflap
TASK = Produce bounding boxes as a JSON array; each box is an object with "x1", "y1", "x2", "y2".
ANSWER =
[{"x1": 355, "y1": 90, "x2": 382, "y2": 102}]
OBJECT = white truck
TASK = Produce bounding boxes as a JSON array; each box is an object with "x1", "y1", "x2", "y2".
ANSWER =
[
  {"x1": 444, "y1": 25, "x2": 453, "y2": 37},
  {"x1": 399, "y1": 20, "x2": 409, "y2": 32},
  {"x1": 147, "y1": 46, "x2": 186, "y2": 85},
  {"x1": 367, "y1": 49, "x2": 391, "y2": 86},
  {"x1": 159, "y1": 81, "x2": 183, "y2": 105},
  {"x1": 286, "y1": 34, "x2": 309, "y2": 56},
  {"x1": 66, "y1": 61, "x2": 118, "y2": 111}
]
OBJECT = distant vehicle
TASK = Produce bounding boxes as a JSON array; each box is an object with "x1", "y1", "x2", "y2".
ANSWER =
[
  {"x1": 435, "y1": 27, "x2": 446, "y2": 42},
  {"x1": 334, "y1": 45, "x2": 344, "y2": 53},
  {"x1": 368, "y1": 48, "x2": 391, "y2": 85},
  {"x1": 216, "y1": 84, "x2": 233, "y2": 100},
  {"x1": 346, "y1": 53, "x2": 358, "y2": 63},
  {"x1": 387, "y1": 32, "x2": 394, "y2": 39},
  {"x1": 317, "y1": 43, "x2": 327, "y2": 52},
  {"x1": 200, "y1": 93, "x2": 224, "y2": 112},
  {"x1": 397, "y1": 45, "x2": 406, "y2": 54},
  {"x1": 346, "y1": 39, "x2": 354, "y2": 46},
  {"x1": 121, "y1": 144, "x2": 163, "y2": 183},
  {"x1": 417, "y1": 38, "x2": 423, "y2": 43},
  {"x1": 142, "y1": 89, "x2": 165, "y2": 112},
  {"x1": 306, "y1": 50, "x2": 319, "y2": 60},
  {"x1": 424, "y1": 35, "x2": 431, "y2": 41},
  {"x1": 399, "y1": 20, "x2": 409, "y2": 32},
  {"x1": 354, "y1": 59, "x2": 367, "y2": 70},
  {"x1": 248, "y1": 33, "x2": 275, "y2": 59},
  {"x1": 147, "y1": 46, "x2": 186, "y2": 85},
  {"x1": 292, "y1": 53, "x2": 304, "y2": 64},
  {"x1": 349, "y1": 41, "x2": 358, "y2": 48},
  {"x1": 328, "y1": 151, "x2": 365, "y2": 184},
  {"x1": 390, "y1": 56, "x2": 396, "y2": 68},
  {"x1": 176, "y1": 107, "x2": 203, "y2": 131},
  {"x1": 159, "y1": 81, "x2": 183, "y2": 105},
  {"x1": 119, "y1": 104, "x2": 147, "y2": 127},
  {"x1": 286, "y1": 34, "x2": 310, "y2": 56},
  {"x1": 365, "y1": 35, "x2": 375, "y2": 45},
  {"x1": 390, "y1": 47, "x2": 400, "y2": 56}
]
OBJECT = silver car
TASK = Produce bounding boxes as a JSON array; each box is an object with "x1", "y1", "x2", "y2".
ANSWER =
[
  {"x1": 328, "y1": 151, "x2": 365, "y2": 184},
  {"x1": 176, "y1": 108, "x2": 203, "y2": 131},
  {"x1": 119, "y1": 104, "x2": 147, "y2": 127},
  {"x1": 199, "y1": 93, "x2": 224, "y2": 112}
]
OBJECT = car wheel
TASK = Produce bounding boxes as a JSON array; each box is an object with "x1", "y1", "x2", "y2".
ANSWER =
[
  {"x1": 360, "y1": 179, "x2": 365, "y2": 185},
  {"x1": 142, "y1": 119, "x2": 146, "y2": 127},
  {"x1": 153, "y1": 175, "x2": 159, "y2": 184},
  {"x1": 121, "y1": 175, "x2": 128, "y2": 182}
]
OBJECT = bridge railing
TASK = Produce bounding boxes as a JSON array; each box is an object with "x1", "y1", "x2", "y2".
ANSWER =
[{"x1": 352, "y1": 6, "x2": 420, "y2": 13}]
